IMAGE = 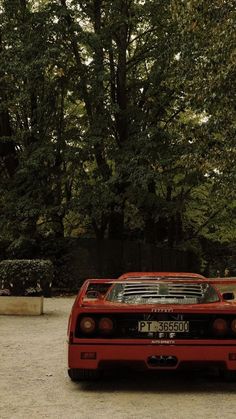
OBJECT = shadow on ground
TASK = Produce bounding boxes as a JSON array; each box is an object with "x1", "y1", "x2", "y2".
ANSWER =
[{"x1": 70, "y1": 369, "x2": 236, "y2": 394}]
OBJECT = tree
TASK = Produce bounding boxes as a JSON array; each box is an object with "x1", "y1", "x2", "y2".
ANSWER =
[{"x1": 0, "y1": 0, "x2": 235, "y2": 270}]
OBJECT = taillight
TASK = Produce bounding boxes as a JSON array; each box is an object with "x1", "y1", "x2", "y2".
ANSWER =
[
  {"x1": 98, "y1": 317, "x2": 114, "y2": 335},
  {"x1": 231, "y1": 319, "x2": 236, "y2": 334},
  {"x1": 212, "y1": 318, "x2": 228, "y2": 336},
  {"x1": 79, "y1": 317, "x2": 96, "y2": 334}
]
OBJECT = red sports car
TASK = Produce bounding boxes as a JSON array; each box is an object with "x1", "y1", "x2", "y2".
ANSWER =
[{"x1": 67, "y1": 272, "x2": 236, "y2": 381}]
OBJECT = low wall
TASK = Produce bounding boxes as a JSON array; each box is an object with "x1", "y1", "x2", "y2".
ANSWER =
[{"x1": 0, "y1": 296, "x2": 43, "y2": 315}]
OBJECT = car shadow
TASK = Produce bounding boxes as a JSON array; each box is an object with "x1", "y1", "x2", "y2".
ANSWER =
[{"x1": 76, "y1": 370, "x2": 236, "y2": 394}]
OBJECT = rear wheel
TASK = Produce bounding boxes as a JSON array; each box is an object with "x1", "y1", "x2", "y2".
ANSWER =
[
  {"x1": 68, "y1": 368, "x2": 101, "y2": 382},
  {"x1": 219, "y1": 370, "x2": 236, "y2": 382}
]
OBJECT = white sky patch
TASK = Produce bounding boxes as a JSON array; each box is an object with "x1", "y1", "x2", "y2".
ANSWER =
[
  {"x1": 200, "y1": 115, "x2": 210, "y2": 124},
  {"x1": 53, "y1": 16, "x2": 59, "y2": 24},
  {"x1": 86, "y1": 57, "x2": 93, "y2": 65},
  {"x1": 174, "y1": 52, "x2": 181, "y2": 61}
]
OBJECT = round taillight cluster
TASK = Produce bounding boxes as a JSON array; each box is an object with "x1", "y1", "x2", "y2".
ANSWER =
[
  {"x1": 80, "y1": 317, "x2": 96, "y2": 334},
  {"x1": 79, "y1": 316, "x2": 114, "y2": 336},
  {"x1": 231, "y1": 319, "x2": 236, "y2": 334},
  {"x1": 98, "y1": 317, "x2": 114, "y2": 335},
  {"x1": 212, "y1": 318, "x2": 228, "y2": 336},
  {"x1": 212, "y1": 318, "x2": 236, "y2": 337}
]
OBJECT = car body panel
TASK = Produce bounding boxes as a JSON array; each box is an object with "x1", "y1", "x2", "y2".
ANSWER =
[
  {"x1": 118, "y1": 272, "x2": 206, "y2": 280},
  {"x1": 68, "y1": 343, "x2": 236, "y2": 371},
  {"x1": 67, "y1": 272, "x2": 236, "y2": 376}
]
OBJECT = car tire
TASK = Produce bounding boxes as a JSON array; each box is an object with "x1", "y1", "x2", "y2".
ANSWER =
[
  {"x1": 220, "y1": 370, "x2": 236, "y2": 382},
  {"x1": 68, "y1": 368, "x2": 101, "y2": 381}
]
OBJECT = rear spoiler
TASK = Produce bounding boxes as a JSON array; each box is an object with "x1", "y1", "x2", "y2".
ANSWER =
[
  {"x1": 207, "y1": 279, "x2": 236, "y2": 299},
  {"x1": 207, "y1": 278, "x2": 236, "y2": 285},
  {"x1": 80, "y1": 278, "x2": 236, "y2": 301}
]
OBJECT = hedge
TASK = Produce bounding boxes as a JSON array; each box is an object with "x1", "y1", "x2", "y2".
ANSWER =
[{"x1": 0, "y1": 259, "x2": 53, "y2": 296}]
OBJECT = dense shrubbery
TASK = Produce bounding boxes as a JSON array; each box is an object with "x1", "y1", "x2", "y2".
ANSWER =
[{"x1": 0, "y1": 259, "x2": 53, "y2": 297}]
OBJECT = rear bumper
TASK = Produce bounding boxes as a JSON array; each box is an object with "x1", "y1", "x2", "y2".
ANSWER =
[{"x1": 68, "y1": 342, "x2": 236, "y2": 371}]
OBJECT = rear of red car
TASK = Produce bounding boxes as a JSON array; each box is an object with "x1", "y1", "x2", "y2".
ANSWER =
[{"x1": 68, "y1": 277, "x2": 236, "y2": 381}]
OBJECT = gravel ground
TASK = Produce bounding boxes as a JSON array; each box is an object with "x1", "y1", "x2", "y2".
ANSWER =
[{"x1": 1, "y1": 297, "x2": 236, "y2": 419}]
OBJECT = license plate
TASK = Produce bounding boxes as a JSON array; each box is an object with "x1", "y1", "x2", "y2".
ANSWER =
[{"x1": 138, "y1": 321, "x2": 189, "y2": 333}]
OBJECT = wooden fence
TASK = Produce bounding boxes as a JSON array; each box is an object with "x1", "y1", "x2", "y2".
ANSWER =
[{"x1": 56, "y1": 239, "x2": 200, "y2": 289}]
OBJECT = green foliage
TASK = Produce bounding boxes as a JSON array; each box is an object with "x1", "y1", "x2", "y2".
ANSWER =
[{"x1": 0, "y1": 0, "x2": 235, "y2": 272}]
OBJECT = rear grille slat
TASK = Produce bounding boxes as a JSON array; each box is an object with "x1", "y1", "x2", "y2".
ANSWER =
[{"x1": 117, "y1": 282, "x2": 206, "y2": 303}]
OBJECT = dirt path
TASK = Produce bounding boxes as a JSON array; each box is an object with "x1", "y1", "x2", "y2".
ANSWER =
[{"x1": 0, "y1": 298, "x2": 236, "y2": 419}]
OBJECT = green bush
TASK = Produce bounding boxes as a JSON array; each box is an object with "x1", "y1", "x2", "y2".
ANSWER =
[{"x1": 0, "y1": 259, "x2": 53, "y2": 296}]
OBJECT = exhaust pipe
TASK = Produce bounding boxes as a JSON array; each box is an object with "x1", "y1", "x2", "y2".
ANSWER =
[{"x1": 147, "y1": 355, "x2": 178, "y2": 367}]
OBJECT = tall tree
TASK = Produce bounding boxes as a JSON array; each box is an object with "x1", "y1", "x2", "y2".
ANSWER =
[{"x1": 0, "y1": 0, "x2": 235, "y2": 261}]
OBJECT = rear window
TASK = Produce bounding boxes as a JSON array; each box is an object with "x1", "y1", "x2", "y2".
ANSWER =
[{"x1": 106, "y1": 282, "x2": 219, "y2": 305}]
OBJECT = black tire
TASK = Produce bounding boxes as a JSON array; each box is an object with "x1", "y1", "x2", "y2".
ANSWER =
[
  {"x1": 68, "y1": 368, "x2": 101, "y2": 382},
  {"x1": 219, "y1": 369, "x2": 236, "y2": 382}
]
